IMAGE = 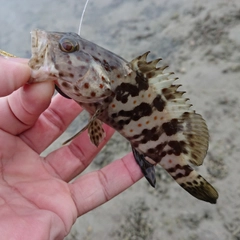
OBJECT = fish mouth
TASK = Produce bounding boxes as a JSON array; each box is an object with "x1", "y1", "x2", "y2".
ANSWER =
[
  {"x1": 28, "y1": 29, "x2": 59, "y2": 82},
  {"x1": 30, "y1": 30, "x2": 48, "y2": 61}
]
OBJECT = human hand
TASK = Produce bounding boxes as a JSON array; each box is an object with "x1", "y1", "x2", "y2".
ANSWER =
[{"x1": 0, "y1": 57, "x2": 142, "y2": 240}]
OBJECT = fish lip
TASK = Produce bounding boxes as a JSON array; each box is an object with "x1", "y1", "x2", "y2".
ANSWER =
[
  {"x1": 30, "y1": 29, "x2": 48, "y2": 58},
  {"x1": 29, "y1": 29, "x2": 59, "y2": 82}
]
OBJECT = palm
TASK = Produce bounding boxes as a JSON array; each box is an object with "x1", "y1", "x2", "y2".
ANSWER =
[
  {"x1": 1, "y1": 134, "x2": 77, "y2": 238},
  {"x1": 0, "y1": 58, "x2": 142, "y2": 239}
]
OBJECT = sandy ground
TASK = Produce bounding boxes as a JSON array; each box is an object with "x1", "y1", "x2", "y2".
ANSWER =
[{"x1": 1, "y1": 0, "x2": 240, "y2": 239}]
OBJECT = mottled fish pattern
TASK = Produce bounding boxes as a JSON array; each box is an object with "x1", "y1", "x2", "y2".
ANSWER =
[{"x1": 29, "y1": 30, "x2": 218, "y2": 204}]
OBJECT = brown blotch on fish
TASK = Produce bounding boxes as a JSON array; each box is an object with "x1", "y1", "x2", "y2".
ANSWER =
[
  {"x1": 162, "y1": 119, "x2": 179, "y2": 136},
  {"x1": 153, "y1": 95, "x2": 165, "y2": 112},
  {"x1": 118, "y1": 102, "x2": 152, "y2": 121},
  {"x1": 131, "y1": 127, "x2": 158, "y2": 144},
  {"x1": 168, "y1": 140, "x2": 187, "y2": 156},
  {"x1": 115, "y1": 83, "x2": 142, "y2": 103},
  {"x1": 102, "y1": 59, "x2": 112, "y2": 72},
  {"x1": 91, "y1": 92, "x2": 96, "y2": 97},
  {"x1": 147, "y1": 148, "x2": 155, "y2": 154},
  {"x1": 168, "y1": 164, "x2": 193, "y2": 179},
  {"x1": 84, "y1": 83, "x2": 89, "y2": 89},
  {"x1": 61, "y1": 81, "x2": 71, "y2": 89}
]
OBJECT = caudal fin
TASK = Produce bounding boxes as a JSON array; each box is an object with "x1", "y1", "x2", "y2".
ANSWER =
[{"x1": 167, "y1": 164, "x2": 218, "y2": 203}]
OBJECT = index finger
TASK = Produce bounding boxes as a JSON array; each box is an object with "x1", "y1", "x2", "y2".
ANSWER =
[{"x1": 0, "y1": 57, "x2": 31, "y2": 96}]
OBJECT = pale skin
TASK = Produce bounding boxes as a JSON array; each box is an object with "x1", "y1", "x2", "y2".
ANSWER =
[{"x1": 0, "y1": 57, "x2": 143, "y2": 240}]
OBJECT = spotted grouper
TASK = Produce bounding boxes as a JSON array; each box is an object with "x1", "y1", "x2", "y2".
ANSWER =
[{"x1": 28, "y1": 29, "x2": 218, "y2": 204}]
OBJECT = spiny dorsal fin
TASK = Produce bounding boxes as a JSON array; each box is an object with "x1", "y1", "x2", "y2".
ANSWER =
[
  {"x1": 130, "y1": 51, "x2": 167, "y2": 79},
  {"x1": 133, "y1": 51, "x2": 150, "y2": 63}
]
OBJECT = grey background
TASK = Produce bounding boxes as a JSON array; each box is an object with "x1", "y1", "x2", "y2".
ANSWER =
[{"x1": 1, "y1": 1, "x2": 240, "y2": 239}]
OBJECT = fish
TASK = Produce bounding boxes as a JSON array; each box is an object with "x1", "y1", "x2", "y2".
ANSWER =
[{"x1": 27, "y1": 29, "x2": 218, "y2": 204}]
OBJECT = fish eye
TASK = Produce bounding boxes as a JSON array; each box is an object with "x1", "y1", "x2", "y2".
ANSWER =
[{"x1": 59, "y1": 37, "x2": 79, "y2": 53}]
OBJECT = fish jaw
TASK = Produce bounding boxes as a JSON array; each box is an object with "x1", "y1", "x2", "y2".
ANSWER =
[
  {"x1": 28, "y1": 29, "x2": 112, "y2": 103},
  {"x1": 29, "y1": 30, "x2": 59, "y2": 82}
]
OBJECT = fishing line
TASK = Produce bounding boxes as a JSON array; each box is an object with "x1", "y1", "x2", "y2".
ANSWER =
[{"x1": 78, "y1": 0, "x2": 90, "y2": 36}]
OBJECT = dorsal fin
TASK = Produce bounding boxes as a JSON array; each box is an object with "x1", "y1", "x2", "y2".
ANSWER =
[{"x1": 130, "y1": 52, "x2": 209, "y2": 166}]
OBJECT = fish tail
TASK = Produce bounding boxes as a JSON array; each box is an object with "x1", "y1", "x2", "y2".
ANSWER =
[{"x1": 164, "y1": 162, "x2": 218, "y2": 203}]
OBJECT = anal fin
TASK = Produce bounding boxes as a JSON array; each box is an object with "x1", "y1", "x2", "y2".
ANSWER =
[{"x1": 132, "y1": 147, "x2": 156, "y2": 188}]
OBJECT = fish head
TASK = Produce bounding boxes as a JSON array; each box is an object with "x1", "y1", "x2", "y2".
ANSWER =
[{"x1": 29, "y1": 29, "x2": 112, "y2": 103}]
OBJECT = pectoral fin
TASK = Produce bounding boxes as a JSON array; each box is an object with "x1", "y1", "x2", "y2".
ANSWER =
[
  {"x1": 132, "y1": 147, "x2": 156, "y2": 188},
  {"x1": 63, "y1": 108, "x2": 105, "y2": 146},
  {"x1": 88, "y1": 118, "x2": 105, "y2": 147}
]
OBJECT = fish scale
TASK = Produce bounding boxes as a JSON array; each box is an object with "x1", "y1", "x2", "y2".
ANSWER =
[{"x1": 27, "y1": 29, "x2": 218, "y2": 204}]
